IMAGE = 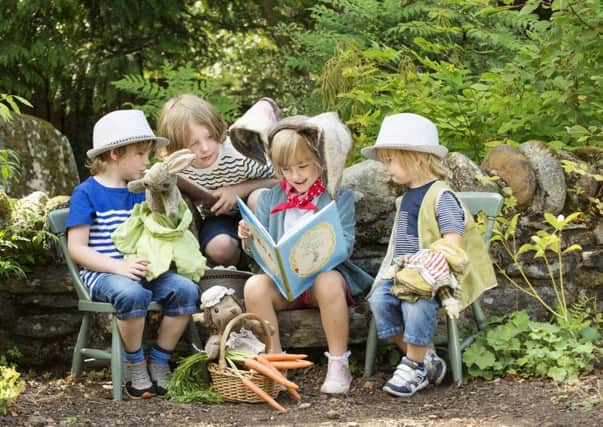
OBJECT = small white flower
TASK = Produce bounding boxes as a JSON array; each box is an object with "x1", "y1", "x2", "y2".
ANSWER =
[{"x1": 557, "y1": 214, "x2": 565, "y2": 221}]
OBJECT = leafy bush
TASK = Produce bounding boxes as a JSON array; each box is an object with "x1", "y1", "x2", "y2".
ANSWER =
[
  {"x1": 289, "y1": 0, "x2": 602, "y2": 164},
  {"x1": 0, "y1": 195, "x2": 56, "y2": 279},
  {"x1": 463, "y1": 307, "x2": 602, "y2": 382},
  {"x1": 0, "y1": 366, "x2": 24, "y2": 415},
  {"x1": 0, "y1": 347, "x2": 23, "y2": 416},
  {"x1": 112, "y1": 62, "x2": 240, "y2": 123}
]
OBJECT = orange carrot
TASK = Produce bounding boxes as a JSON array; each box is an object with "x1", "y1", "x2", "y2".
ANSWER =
[
  {"x1": 263, "y1": 353, "x2": 308, "y2": 361},
  {"x1": 269, "y1": 360, "x2": 314, "y2": 370},
  {"x1": 241, "y1": 377, "x2": 287, "y2": 413},
  {"x1": 244, "y1": 358, "x2": 299, "y2": 390},
  {"x1": 287, "y1": 386, "x2": 301, "y2": 401},
  {"x1": 256, "y1": 355, "x2": 302, "y2": 401}
]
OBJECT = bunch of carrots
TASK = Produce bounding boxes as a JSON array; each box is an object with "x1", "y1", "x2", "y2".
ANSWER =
[{"x1": 228, "y1": 353, "x2": 313, "y2": 413}]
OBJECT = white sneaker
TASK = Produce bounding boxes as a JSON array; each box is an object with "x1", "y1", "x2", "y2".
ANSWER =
[{"x1": 320, "y1": 351, "x2": 352, "y2": 394}]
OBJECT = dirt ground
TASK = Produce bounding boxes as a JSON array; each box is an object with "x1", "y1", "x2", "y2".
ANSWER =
[{"x1": 2, "y1": 356, "x2": 601, "y2": 427}]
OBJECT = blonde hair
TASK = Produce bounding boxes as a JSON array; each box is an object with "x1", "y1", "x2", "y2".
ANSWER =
[
  {"x1": 87, "y1": 141, "x2": 153, "y2": 176},
  {"x1": 377, "y1": 148, "x2": 448, "y2": 185},
  {"x1": 157, "y1": 94, "x2": 227, "y2": 157},
  {"x1": 269, "y1": 129, "x2": 322, "y2": 178}
]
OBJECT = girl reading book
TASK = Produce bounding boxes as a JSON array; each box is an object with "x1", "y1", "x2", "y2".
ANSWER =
[{"x1": 237, "y1": 114, "x2": 373, "y2": 395}]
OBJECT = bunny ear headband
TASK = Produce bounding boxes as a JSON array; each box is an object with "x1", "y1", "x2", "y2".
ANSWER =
[
  {"x1": 267, "y1": 112, "x2": 352, "y2": 200},
  {"x1": 228, "y1": 97, "x2": 282, "y2": 165}
]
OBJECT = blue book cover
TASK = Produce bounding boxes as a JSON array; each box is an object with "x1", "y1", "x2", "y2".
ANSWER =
[{"x1": 236, "y1": 197, "x2": 348, "y2": 301}]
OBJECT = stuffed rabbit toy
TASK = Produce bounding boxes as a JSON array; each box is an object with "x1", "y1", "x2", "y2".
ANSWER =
[
  {"x1": 112, "y1": 149, "x2": 207, "y2": 281},
  {"x1": 127, "y1": 149, "x2": 196, "y2": 220}
]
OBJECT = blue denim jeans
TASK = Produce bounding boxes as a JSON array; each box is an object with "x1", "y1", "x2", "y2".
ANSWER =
[
  {"x1": 91, "y1": 271, "x2": 200, "y2": 320},
  {"x1": 368, "y1": 280, "x2": 439, "y2": 347}
]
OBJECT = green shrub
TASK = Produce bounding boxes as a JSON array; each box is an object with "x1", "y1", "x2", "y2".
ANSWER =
[{"x1": 463, "y1": 307, "x2": 602, "y2": 382}]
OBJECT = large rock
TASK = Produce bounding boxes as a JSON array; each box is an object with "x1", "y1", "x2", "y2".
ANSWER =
[
  {"x1": 0, "y1": 113, "x2": 79, "y2": 197},
  {"x1": 444, "y1": 152, "x2": 498, "y2": 193},
  {"x1": 481, "y1": 145, "x2": 536, "y2": 209},
  {"x1": 519, "y1": 140, "x2": 566, "y2": 214}
]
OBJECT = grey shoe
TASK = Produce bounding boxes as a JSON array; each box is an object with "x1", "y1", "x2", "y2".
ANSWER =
[
  {"x1": 425, "y1": 348, "x2": 447, "y2": 385},
  {"x1": 124, "y1": 360, "x2": 155, "y2": 399},
  {"x1": 148, "y1": 362, "x2": 171, "y2": 396},
  {"x1": 383, "y1": 357, "x2": 428, "y2": 397}
]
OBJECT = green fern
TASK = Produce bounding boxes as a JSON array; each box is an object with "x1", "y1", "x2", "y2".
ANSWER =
[{"x1": 112, "y1": 62, "x2": 239, "y2": 122}]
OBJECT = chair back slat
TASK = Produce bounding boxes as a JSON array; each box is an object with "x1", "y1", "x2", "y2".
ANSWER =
[
  {"x1": 47, "y1": 208, "x2": 92, "y2": 301},
  {"x1": 457, "y1": 192, "x2": 503, "y2": 249}
]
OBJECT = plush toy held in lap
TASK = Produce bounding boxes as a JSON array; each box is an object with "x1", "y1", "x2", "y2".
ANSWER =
[
  {"x1": 384, "y1": 238, "x2": 468, "y2": 319},
  {"x1": 194, "y1": 286, "x2": 273, "y2": 360},
  {"x1": 112, "y1": 149, "x2": 207, "y2": 281}
]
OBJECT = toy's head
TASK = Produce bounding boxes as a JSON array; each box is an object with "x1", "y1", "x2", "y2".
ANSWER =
[
  {"x1": 127, "y1": 148, "x2": 196, "y2": 219},
  {"x1": 200, "y1": 286, "x2": 244, "y2": 332}
]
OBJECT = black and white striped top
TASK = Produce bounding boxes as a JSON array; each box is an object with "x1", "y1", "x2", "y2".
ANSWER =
[
  {"x1": 393, "y1": 181, "x2": 465, "y2": 257},
  {"x1": 180, "y1": 137, "x2": 275, "y2": 191}
]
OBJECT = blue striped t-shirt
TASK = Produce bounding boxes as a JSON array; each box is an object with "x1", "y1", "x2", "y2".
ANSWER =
[
  {"x1": 66, "y1": 177, "x2": 145, "y2": 292},
  {"x1": 393, "y1": 181, "x2": 465, "y2": 257}
]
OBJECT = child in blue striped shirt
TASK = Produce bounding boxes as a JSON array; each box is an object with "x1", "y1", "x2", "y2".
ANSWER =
[
  {"x1": 67, "y1": 110, "x2": 200, "y2": 399},
  {"x1": 361, "y1": 113, "x2": 466, "y2": 397}
]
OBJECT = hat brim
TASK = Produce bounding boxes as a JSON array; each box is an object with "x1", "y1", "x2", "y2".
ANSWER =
[
  {"x1": 87, "y1": 136, "x2": 169, "y2": 159},
  {"x1": 361, "y1": 143, "x2": 448, "y2": 161}
]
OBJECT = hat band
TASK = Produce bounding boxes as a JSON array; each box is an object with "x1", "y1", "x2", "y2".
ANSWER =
[{"x1": 96, "y1": 134, "x2": 158, "y2": 149}]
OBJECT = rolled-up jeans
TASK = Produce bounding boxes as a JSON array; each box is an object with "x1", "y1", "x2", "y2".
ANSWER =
[
  {"x1": 368, "y1": 279, "x2": 439, "y2": 347},
  {"x1": 91, "y1": 271, "x2": 200, "y2": 320}
]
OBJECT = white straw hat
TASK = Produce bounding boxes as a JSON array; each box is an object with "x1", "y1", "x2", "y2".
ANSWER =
[
  {"x1": 87, "y1": 109, "x2": 168, "y2": 159},
  {"x1": 361, "y1": 113, "x2": 447, "y2": 160}
]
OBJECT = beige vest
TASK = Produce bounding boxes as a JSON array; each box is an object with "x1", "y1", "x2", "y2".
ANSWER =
[{"x1": 369, "y1": 181, "x2": 497, "y2": 309}]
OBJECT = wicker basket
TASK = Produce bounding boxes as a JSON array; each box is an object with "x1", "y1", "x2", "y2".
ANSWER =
[
  {"x1": 208, "y1": 313, "x2": 280, "y2": 402},
  {"x1": 199, "y1": 268, "x2": 252, "y2": 301}
]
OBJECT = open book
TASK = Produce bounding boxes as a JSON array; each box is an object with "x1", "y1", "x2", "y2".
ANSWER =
[
  {"x1": 237, "y1": 197, "x2": 348, "y2": 301},
  {"x1": 177, "y1": 174, "x2": 218, "y2": 207}
]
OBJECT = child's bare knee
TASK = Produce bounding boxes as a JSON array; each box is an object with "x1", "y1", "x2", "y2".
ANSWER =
[{"x1": 205, "y1": 235, "x2": 239, "y2": 265}]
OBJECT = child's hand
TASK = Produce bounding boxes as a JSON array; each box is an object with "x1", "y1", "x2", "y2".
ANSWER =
[
  {"x1": 211, "y1": 186, "x2": 238, "y2": 215},
  {"x1": 238, "y1": 219, "x2": 252, "y2": 254},
  {"x1": 238, "y1": 219, "x2": 250, "y2": 240},
  {"x1": 115, "y1": 258, "x2": 149, "y2": 280}
]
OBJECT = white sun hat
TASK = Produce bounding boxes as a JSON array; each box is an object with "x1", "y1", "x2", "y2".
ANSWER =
[
  {"x1": 361, "y1": 113, "x2": 448, "y2": 160},
  {"x1": 87, "y1": 109, "x2": 168, "y2": 159}
]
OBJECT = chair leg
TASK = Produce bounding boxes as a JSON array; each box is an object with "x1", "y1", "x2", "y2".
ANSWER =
[
  {"x1": 111, "y1": 315, "x2": 124, "y2": 401},
  {"x1": 447, "y1": 316, "x2": 463, "y2": 387},
  {"x1": 71, "y1": 314, "x2": 91, "y2": 378},
  {"x1": 471, "y1": 300, "x2": 488, "y2": 331},
  {"x1": 363, "y1": 316, "x2": 378, "y2": 377}
]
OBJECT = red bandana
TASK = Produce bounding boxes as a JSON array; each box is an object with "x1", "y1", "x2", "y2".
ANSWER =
[{"x1": 270, "y1": 178, "x2": 326, "y2": 214}]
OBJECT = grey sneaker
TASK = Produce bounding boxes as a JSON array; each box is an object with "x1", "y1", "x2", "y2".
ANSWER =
[
  {"x1": 124, "y1": 360, "x2": 155, "y2": 399},
  {"x1": 425, "y1": 348, "x2": 447, "y2": 385},
  {"x1": 148, "y1": 363, "x2": 171, "y2": 396},
  {"x1": 383, "y1": 357, "x2": 428, "y2": 397}
]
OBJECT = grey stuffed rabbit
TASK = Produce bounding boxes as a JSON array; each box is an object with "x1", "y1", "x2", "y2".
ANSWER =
[{"x1": 127, "y1": 149, "x2": 196, "y2": 220}]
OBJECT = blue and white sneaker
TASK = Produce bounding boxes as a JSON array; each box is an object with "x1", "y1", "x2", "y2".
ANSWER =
[
  {"x1": 424, "y1": 348, "x2": 447, "y2": 385},
  {"x1": 383, "y1": 357, "x2": 428, "y2": 397}
]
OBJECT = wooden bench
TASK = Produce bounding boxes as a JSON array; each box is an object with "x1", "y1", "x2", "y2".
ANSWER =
[{"x1": 277, "y1": 301, "x2": 370, "y2": 348}]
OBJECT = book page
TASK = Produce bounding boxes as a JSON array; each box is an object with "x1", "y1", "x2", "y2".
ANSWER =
[{"x1": 280, "y1": 201, "x2": 347, "y2": 279}]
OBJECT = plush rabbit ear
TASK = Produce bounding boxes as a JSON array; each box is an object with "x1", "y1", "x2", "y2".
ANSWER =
[
  {"x1": 229, "y1": 97, "x2": 281, "y2": 164},
  {"x1": 165, "y1": 148, "x2": 196, "y2": 174},
  {"x1": 127, "y1": 178, "x2": 146, "y2": 193}
]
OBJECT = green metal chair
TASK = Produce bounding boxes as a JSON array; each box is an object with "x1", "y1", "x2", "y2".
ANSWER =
[
  {"x1": 47, "y1": 207, "x2": 201, "y2": 400},
  {"x1": 363, "y1": 191, "x2": 503, "y2": 386}
]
